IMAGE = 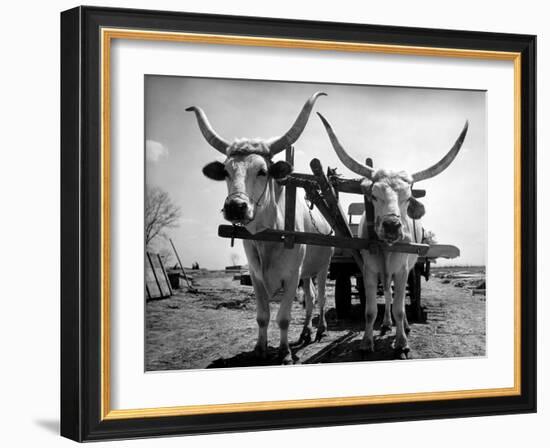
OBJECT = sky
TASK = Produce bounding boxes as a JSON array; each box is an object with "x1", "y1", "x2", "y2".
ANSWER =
[{"x1": 145, "y1": 75, "x2": 486, "y2": 270}]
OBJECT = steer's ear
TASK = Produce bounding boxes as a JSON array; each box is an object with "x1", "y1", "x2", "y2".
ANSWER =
[
  {"x1": 202, "y1": 161, "x2": 227, "y2": 181},
  {"x1": 407, "y1": 197, "x2": 426, "y2": 219},
  {"x1": 268, "y1": 161, "x2": 293, "y2": 179}
]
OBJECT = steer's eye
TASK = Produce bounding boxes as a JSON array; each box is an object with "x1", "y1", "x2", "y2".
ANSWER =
[
  {"x1": 257, "y1": 169, "x2": 267, "y2": 177},
  {"x1": 371, "y1": 195, "x2": 377, "y2": 202}
]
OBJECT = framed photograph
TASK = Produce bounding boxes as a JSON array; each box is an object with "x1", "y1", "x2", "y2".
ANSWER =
[{"x1": 61, "y1": 6, "x2": 536, "y2": 441}]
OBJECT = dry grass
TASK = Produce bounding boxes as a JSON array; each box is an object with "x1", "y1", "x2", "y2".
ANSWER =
[{"x1": 145, "y1": 268, "x2": 486, "y2": 371}]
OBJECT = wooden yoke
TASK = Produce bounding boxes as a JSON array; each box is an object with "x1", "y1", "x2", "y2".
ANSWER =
[
  {"x1": 310, "y1": 159, "x2": 352, "y2": 236},
  {"x1": 220, "y1": 153, "x2": 432, "y2": 267},
  {"x1": 310, "y1": 159, "x2": 364, "y2": 272}
]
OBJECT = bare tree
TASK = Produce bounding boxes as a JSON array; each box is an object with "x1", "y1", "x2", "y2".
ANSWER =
[{"x1": 145, "y1": 186, "x2": 181, "y2": 246}]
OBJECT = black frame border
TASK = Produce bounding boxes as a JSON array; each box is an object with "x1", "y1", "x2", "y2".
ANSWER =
[{"x1": 60, "y1": 6, "x2": 536, "y2": 442}]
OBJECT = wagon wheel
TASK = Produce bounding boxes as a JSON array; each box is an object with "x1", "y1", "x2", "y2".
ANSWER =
[
  {"x1": 335, "y1": 273, "x2": 352, "y2": 319},
  {"x1": 407, "y1": 263, "x2": 423, "y2": 322}
]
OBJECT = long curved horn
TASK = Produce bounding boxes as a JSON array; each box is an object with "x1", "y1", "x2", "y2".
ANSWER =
[
  {"x1": 317, "y1": 112, "x2": 374, "y2": 179},
  {"x1": 186, "y1": 106, "x2": 230, "y2": 155},
  {"x1": 268, "y1": 92, "x2": 327, "y2": 155},
  {"x1": 412, "y1": 121, "x2": 469, "y2": 183}
]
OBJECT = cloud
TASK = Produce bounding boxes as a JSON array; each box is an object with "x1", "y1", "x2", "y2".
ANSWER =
[{"x1": 146, "y1": 140, "x2": 169, "y2": 162}]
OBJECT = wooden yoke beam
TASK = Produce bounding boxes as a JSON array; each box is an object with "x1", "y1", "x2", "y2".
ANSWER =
[{"x1": 310, "y1": 158, "x2": 364, "y2": 271}]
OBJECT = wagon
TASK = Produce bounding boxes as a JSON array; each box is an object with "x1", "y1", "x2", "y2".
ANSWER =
[
  {"x1": 218, "y1": 147, "x2": 459, "y2": 322},
  {"x1": 329, "y1": 201, "x2": 433, "y2": 322}
]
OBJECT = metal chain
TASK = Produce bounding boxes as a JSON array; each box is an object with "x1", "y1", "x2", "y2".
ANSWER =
[{"x1": 305, "y1": 195, "x2": 334, "y2": 236}]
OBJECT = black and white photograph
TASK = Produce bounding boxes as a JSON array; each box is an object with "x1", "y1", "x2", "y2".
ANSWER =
[
  {"x1": 52, "y1": 4, "x2": 538, "y2": 443},
  {"x1": 144, "y1": 76, "x2": 486, "y2": 371}
]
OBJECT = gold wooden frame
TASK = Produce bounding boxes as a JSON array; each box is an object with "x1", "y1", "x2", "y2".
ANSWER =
[{"x1": 100, "y1": 28, "x2": 522, "y2": 421}]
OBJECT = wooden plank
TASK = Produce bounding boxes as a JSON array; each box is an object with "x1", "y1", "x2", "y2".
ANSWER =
[
  {"x1": 284, "y1": 184, "x2": 296, "y2": 248},
  {"x1": 157, "y1": 254, "x2": 173, "y2": 296},
  {"x1": 283, "y1": 147, "x2": 296, "y2": 248},
  {"x1": 301, "y1": 185, "x2": 364, "y2": 270},
  {"x1": 218, "y1": 225, "x2": 429, "y2": 255},
  {"x1": 145, "y1": 269, "x2": 161, "y2": 300},
  {"x1": 310, "y1": 159, "x2": 351, "y2": 235},
  {"x1": 425, "y1": 244, "x2": 461, "y2": 259},
  {"x1": 280, "y1": 172, "x2": 426, "y2": 198},
  {"x1": 348, "y1": 203, "x2": 365, "y2": 216},
  {"x1": 364, "y1": 158, "x2": 377, "y2": 244},
  {"x1": 303, "y1": 185, "x2": 338, "y2": 230},
  {"x1": 169, "y1": 238, "x2": 197, "y2": 292},
  {"x1": 147, "y1": 252, "x2": 164, "y2": 298},
  {"x1": 310, "y1": 158, "x2": 364, "y2": 270}
]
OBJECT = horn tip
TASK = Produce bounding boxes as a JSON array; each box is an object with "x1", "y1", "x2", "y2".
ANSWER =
[
  {"x1": 185, "y1": 106, "x2": 197, "y2": 112},
  {"x1": 460, "y1": 120, "x2": 469, "y2": 139},
  {"x1": 317, "y1": 112, "x2": 332, "y2": 130}
]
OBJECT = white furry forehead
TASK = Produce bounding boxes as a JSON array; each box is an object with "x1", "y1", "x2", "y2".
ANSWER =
[
  {"x1": 361, "y1": 171, "x2": 414, "y2": 198},
  {"x1": 223, "y1": 153, "x2": 270, "y2": 170}
]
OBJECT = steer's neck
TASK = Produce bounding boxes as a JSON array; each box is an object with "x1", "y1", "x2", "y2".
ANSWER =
[
  {"x1": 400, "y1": 205, "x2": 421, "y2": 243},
  {"x1": 244, "y1": 179, "x2": 284, "y2": 235}
]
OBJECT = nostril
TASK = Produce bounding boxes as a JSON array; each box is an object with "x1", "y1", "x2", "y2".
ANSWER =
[
  {"x1": 224, "y1": 200, "x2": 248, "y2": 218},
  {"x1": 383, "y1": 220, "x2": 401, "y2": 232}
]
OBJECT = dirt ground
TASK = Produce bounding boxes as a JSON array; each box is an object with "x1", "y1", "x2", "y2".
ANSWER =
[{"x1": 145, "y1": 267, "x2": 486, "y2": 371}]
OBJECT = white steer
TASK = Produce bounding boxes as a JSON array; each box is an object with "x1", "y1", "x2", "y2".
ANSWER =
[
  {"x1": 187, "y1": 93, "x2": 334, "y2": 364},
  {"x1": 318, "y1": 112, "x2": 468, "y2": 358}
]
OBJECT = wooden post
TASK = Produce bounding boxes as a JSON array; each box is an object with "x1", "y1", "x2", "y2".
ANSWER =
[
  {"x1": 147, "y1": 252, "x2": 164, "y2": 298},
  {"x1": 364, "y1": 158, "x2": 377, "y2": 249},
  {"x1": 157, "y1": 254, "x2": 173, "y2": 295},
  {"x1": 283, "y1": 146, "x2": 296, "y2": 248},
  {"x1": 284, "y1": 184, "x2": 296, "y2": 249},
  {"x1": 169, "y1": 238, "x2": 197, "y2": 292},
  {"x1": 310, "y1": 159, "x2": 354, "y2": 235},
  {"x1": 310, "y1": 158, "x2": 363, "y2": 271}
]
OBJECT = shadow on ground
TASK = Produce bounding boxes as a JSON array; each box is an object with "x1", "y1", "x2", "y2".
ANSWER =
[
  {"x1": 207, "y1": 303, "x2": 424, "y2": 368},
  {"x1": 208, "y1": 347, "x2": 290, "y2": 368},
  {"x1": 148, "y1": 270, "x2": 485, "y2": 371},
  {"x1": 317, "y1": 303, "x2": 427, "y2": 331}
]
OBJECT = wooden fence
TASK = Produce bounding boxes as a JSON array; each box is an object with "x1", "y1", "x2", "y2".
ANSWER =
[{"x1": 145, "y1": 252, "x2": 172, "y2": 300}]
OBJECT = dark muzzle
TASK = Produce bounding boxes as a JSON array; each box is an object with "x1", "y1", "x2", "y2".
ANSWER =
[
  {"x1": 379, "y1": 215, "x2": 403, "y2": 243},
  {"x1": 223, "y1": 199, "x2": 250, "y2": 222},
  {"x1": 382, "y1": 218, "x2": 402, "y2": 234}
]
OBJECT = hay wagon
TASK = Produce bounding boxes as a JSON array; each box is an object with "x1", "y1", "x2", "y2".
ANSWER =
[{"x1": 218, "y1": 147, "x2": 459, "y2": 322}]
